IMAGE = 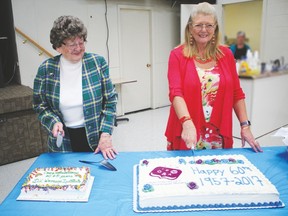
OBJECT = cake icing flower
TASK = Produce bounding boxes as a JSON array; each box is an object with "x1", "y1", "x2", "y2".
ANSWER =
[
  {"x1": 187, "y1": 182, "x2": 198, "y2": 190},
  {"x1": 143, "y1": 184, "x2": 154, "y2": 193},
  {"x1": 178, "y1": 158, "x2": 187, "y2": 165},
  {"x1": 142, "y1": 160, "x2": 149, "y2": 166},
  {"x1": 189, "y1": 158, "x2": 244, "y2": 165}
]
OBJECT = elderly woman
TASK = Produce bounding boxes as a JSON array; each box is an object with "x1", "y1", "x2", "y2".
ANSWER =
[
  {"x1": 165, "y1": 3, "x2": 262, "y2": 152},
  {"x1": 230, "y1": 31, "x2": 251, "y2": 60},
  {"x1": 33, "y1": 16, "x2": 118, "y2": 159}
]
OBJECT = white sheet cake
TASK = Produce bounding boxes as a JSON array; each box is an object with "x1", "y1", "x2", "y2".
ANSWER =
[
  {"x1": 134, "y1": 155, "x2": 283, "y2": 212},
  {"x1": 17, "y1": 167, "x2": 94, "y2": 202}
]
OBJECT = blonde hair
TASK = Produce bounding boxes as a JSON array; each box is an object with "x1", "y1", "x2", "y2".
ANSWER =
[{"x1": 183, "y1": 2, "x2": 223, "y2": 60}]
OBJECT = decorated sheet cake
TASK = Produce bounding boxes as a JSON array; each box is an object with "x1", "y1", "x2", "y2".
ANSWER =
[
  {"x1": 133, "y1": 155, "x2": 284, "y2": 212},
  {"x1": 17, "y1": 167, "x2": 94, "y2": 202}
]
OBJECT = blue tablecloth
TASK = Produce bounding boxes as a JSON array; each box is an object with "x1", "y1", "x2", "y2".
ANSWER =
[{"x1": 1, "y1": 147, "x2": 288, "y2": 216}]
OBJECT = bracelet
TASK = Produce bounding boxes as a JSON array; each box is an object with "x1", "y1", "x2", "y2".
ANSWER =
[
  {"x1": 240, "y1": 120, "x2": 251, "y2": 127},
  {"x1": 179, "y1": 116, "x2": 191, "y2": 124}
]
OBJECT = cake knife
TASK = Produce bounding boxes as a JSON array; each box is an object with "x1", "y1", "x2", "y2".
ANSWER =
[
  {"x1": 56, "y1": 131, "x2": 63, "y2": 148},
  {"x1": 191, "y1": 145, "x2": 196, "y2": 163},
  {"x1": 79, "y1": 160, "x2": 117, "y2": 171}
]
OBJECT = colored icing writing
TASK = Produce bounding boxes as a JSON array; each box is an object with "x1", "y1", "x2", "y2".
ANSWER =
[
  {"x1": 191, "y1": 165, "x2": 264, "y2": 186},
  {"x1": 199, "y1": 176, "x2": 264, "y2": 187},
  {"x1": 22, "y1": 167, "x2": 90, "y2": 192},
  {"x1": 31, "y1": 178, "x2": 81, "y2": 184},
  {"x1": 149, "y1": 167, "x2": 182, "y2": 180},
  {"x1": 229, "y1": 166, "x2": 252, "y2": 174},
  {"x1": 191, "y1": 167, "x2": 224, "y2": 176},
  {"x1": 191, "y1": 166, "x2": 253, "y2": 176}
]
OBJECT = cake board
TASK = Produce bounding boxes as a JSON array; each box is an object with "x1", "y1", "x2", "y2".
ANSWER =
[
  {"x1": 17, "y1": 176, "x2": 94, "y2": 202},
  {"x1": 133, "y1": 165, "x2": 284, "y2": 213}
]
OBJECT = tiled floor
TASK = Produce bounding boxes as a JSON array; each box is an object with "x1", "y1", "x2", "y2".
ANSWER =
[{"x1": 0, "y1": 106, "x2": 286, "y2": 204}]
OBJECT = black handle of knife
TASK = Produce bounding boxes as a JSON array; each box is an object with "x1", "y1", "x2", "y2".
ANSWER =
[{"x1": 79, "y1": 160, "x2": 94, "y2": 164}]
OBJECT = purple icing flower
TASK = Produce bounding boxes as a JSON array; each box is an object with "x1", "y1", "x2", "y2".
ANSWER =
[
  {"x1": 196, "y1": 159, "x2": 203, "y2": 164},
  {"x1": 212, "y1": 158, "x2": 220, "y2": 163},
  {"x1": 187, "y1": 182, "x2": 198, "y2": 190},
  {"x1": 143, "y1": 184, "x2": 154, "y2": 192},
  {"x1": 142, "y1": 160, "x2": 149, "y2": 166},
  {"x1": 228, "y1": 158, "x2": 236, "y2": 163}
]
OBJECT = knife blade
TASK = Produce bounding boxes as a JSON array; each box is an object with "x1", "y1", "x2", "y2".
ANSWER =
[
  {"x1": 100, "y1": 160, "x2": 117, "y2": 171},
  {"x1": 191, "y1": 145, "x2": 196, "y2": 163},
  {"x1": 79, "y1": 160, "x2": 117, "y2": 171},
  {"x1": 56, "y1": 131, "x2": 63, "y2": 148}
]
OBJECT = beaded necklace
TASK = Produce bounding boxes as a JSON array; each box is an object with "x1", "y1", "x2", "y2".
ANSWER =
[{"x1": 193, "y1": 56, "x2": 213, "y2": 64}]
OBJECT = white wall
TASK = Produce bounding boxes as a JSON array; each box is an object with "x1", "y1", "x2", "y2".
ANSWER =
[
  {"x1": 261, "y1": 0, "x2": 288, "y2": 63},
  {"x1": 12, "y1": 0, "x2": 180, "y2": 111}
]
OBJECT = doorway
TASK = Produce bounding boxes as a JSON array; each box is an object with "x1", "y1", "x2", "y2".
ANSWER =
[
  {"x1": 223, "y1": 0, "x2": 263, "y2": 52},
  {"x1": 119, "y1": 7, "x2": 152, "y2": 113}
]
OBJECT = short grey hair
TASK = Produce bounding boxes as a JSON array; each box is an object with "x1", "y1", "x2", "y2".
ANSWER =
[
  {"x1": 237, "y1": 31, "x2": 246, "y2": 37},
  {"x1": 50, "y1": 15, "x2": 87, "y2": 50}
]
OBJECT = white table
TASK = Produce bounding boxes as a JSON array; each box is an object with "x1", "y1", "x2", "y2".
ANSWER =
[
  {"x1": 233, "y1": 71, "x2": 288, "y2": 139},
  {"x1": 112, "y1": 78, "x2": 137, "y2": 126}
]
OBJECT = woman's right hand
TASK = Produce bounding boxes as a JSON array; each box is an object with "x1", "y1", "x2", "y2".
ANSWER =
[
  {"x1": 52, "y1": 122, "x2": 65, "y2": 138},
  {"x1": 181, "y1": 120, "x2": 197, "y2": 149}
]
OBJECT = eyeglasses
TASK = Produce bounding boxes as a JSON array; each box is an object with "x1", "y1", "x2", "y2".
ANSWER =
[
  {"x1": 63, "y1": 40, "x2": 86, "y2": 50},
  {"x1": 191, "y1": 23, "x2": 216, "y2": 31}
]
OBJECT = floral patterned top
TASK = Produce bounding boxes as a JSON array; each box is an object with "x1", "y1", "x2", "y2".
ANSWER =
[{"x1": 196, "y1": 65, "x2": 223, "y2": 150}]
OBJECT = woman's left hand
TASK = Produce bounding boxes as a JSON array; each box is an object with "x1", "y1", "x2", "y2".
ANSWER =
[
  {"x1": 241, "y1": 127, "x2": 263, "y2": 153},
  {"x1": 94, "y1": 133, "x2": 118, "y2": 160}
]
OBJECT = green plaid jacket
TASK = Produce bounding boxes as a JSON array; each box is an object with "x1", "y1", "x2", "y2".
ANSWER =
[{"x1": 33, "y1": 53, "x2": 117, "y2": 152}]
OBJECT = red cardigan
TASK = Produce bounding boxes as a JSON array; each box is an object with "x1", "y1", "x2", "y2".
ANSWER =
[{"x1": 165, "y1": 45, "x2": 245, "y2": 150}]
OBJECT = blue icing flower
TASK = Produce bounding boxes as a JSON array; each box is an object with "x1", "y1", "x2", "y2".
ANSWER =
[
  {"x1": 189, "y1": 160, "x2": 195, "y2": 164},
  {"x1": 178, "y1": 158, "x2": 186, "y2": 165},
  {"x1": 220, "y1": 159, "x2": 229, "y2": 164},
  {"x1": 237, "y1": 160, "x2": 244, "y2": 164},
  {"x1": 143, "y1": 184, "x2": 154, "y2": 192},
  {"x1": 204, "y1": 159, "x2": 213, "y2": 165}
]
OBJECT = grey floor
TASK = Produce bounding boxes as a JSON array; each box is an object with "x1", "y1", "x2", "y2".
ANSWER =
[{"x1": 0, "y1": 106, "x2": 285, "y2": 204}]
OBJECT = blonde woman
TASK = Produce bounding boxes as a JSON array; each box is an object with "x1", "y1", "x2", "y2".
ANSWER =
[{"x1": 165, "y1": 3, "x2": 262, "y2": 152}]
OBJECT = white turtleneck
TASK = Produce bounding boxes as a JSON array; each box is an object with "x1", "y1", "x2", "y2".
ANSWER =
[{"x1": 59, "y1": 56, "x2": 84, "y2": 128}]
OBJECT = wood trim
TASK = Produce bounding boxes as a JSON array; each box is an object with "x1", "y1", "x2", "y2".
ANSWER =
[{"x1": 15, "y1": 27, "x2": 53, "y2": 58}]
